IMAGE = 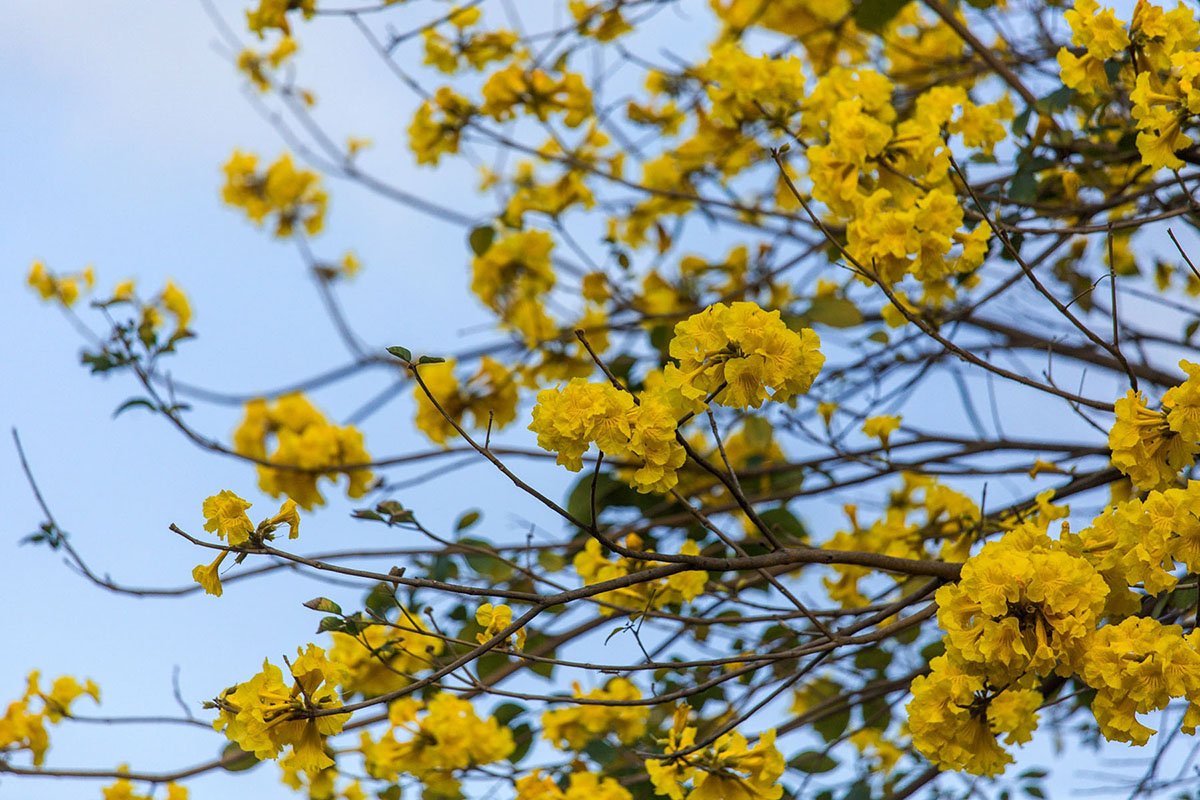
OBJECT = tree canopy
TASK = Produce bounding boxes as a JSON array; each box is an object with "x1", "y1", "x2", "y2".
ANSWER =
[{"x1": 13, "y1": 0, "x2": 1200, "y2": 798}]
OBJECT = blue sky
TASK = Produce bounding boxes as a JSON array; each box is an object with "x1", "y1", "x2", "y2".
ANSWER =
[{"x1": 1, "y1": 1, "x2": 1195, "y2": 798}]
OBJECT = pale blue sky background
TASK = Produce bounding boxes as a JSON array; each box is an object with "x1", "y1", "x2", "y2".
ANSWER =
[{"x1": 1, "y1": 1, "x2": 1195, "y2": 798}]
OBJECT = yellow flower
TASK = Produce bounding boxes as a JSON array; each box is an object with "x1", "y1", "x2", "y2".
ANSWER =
[
  {"x1": 214, "y1": 644, "x2": 349, "y2": 774},
  {"x1": 160, "y1": 280, "x2": 192, "y2": 330},
  {"x1": 664, "y1": 302, "x2": 824, "y2": 410},
  {"x1": 862, "y1": 415, "x2": 901, "y2": 447},
  {"x1": 192, "y1": 551, "x2": 228, "y2": 597},
  {"x1": 202, "y1": 490, "x2": 254, "y2": 546},
  {"x1": 328, "y1": 610, "x2": 445, "y2": 697},
  {"x1": 232, "y1": 393, "x2": 374, "y2": 510},
  {"x1": 541, "y1": 678, "x2": 648, "y2": 750},
  {"x1": 907, "y1": 656, "x2": 1042, "y2": 776},
  {"x1": 1108, "y1": 389, "x2": 1196, "y2": 490},
  {"x1": 222, "y1": 151, "x2": 327, "y2": 238},
  {"x1": 475, "y1": 602, "x2": 526, "y2": 649},
  {"x1": 360, "y1": 693, "x2": 513, "y2": 786}
]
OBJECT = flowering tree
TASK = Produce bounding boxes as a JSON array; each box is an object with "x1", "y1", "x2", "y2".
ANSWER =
[{"x1": 12, "y1": 0, "x2": 1200, "y2": 798}]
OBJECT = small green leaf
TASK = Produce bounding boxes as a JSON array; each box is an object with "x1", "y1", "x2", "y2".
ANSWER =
[
  {"x1": 469, "y1": 225, "x2": 496, "y2": 256},
  {"x1": 853, "y1": 0, "x2": 911, "y2": 32},
  {"x1": 317, "y1": 616, "x2": 345, "y2": 634},
  {"x1": 805, "y1": 297, "x2": 864, "y2": 329},
  {"x1": 377, "y1": 785, "x2": 403, "y2": 800},
  {"x1": 220, "y1": 742, "x2": 260, "y2": 772},
  {"x1": 303, "y1": 597, "x2": 343, "y2": 614},
  {"x1": 509, "y1": 722, "x2": 535, "y2": 763},
  {"x1": 492, "y1": 701, "x2": 526, "y2": 726},
  {"x1": 416, "y1": 355, "x2": 445, "y2": 365},
  {"x1": 854, "y1": 647, "x2": 892, "y2": 671},
  {"x1": 385, "y1": 345, "x2": 412, "y2": 362},
  {"x1": 113, "y1": 398, "x2": 158, "y2": 418},
  {"x1": 790, "y1": 751, "x2": 838, "y2": 774},
  {"x1": 813, "y1": 707, "x2": 850, "y2": 742},
  {"x1": 757, "y1": 506, "x2": 807, "y2": 543},
  {"x1": 456, "y1": 510, "x2": 482, "y2": 531}
]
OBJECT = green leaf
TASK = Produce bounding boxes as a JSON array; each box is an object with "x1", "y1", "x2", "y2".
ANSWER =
[
  {"x1": 813, "y1": 707, "x2": 851, "y2": 742},
  {"x1": 920, "y1": 639, "x2": 946, "y2": 662},
  {"x1": 1024, "y1": 786, "x2": 1046, "y2": 799},
  {"x1": 469, "y1": 225, "x2": 496, "y2": 256},
  {"x1": 416, "y1": 355, "x2": 445, "y2": 365},
  {"x1": 377, "y1": 785, "x2": 403, "y2": 800},
  {"x1": 351, "y1": 508, "x2": 384, "y2": 522},
  {"x1": 455, "y1": 510, "x2": 482, "y2": 531},
  {"x1": 492, "y1": 701, "x2": 526, "y2": 726},
  {"x1": 854, "y1": 647, "x2": 892, "y2": 671},
  {"x1": 757, "y1": 506, "x2": 807, "y2": 543},
  {"x1": 220, "y1": 742, "x2": 260, "y2": 772},
  {"x1": 461, "y1": 538, "x2": 514, "y2": 581},
  {"x1": 790, "y1": 751, "x2": 838, "y2": 774},
  {"x1": 537, "y1": 550, "x2": 566, "y2": 572},
  {"x1": 584, "y1": 737, "x2": 619, "y2": 766},
  {"x1": 113, "y1": 398, "x2": 158, "y2": 418},
  {"x1": 509, "y1": 722, "x2": 536, "y2": 763},
  {"x1": 385, "y1": 345, "x2": 412, "y2": 362},
  {"x1": 805, "y1": 297, "x2": 863, "y2": 328},
  {"x1": 1037, "y1": 86, "x2": 1075, "y2": 113},
  {"x1": 303, "y1": 597, "x2": 343, "y2": 614},
  {"x1": 317, "y1": 616, "x2": 345, "y2": 634},
  {"x1": 853, "y1": 0, "x2": 911, "y2": 32}
]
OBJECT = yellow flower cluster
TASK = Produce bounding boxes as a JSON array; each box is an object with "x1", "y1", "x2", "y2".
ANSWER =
[
  {"x1": 572, "y1": 536, "x2": 707, "y2": 614},
  {"x1": 911, "y1": 522, "x2": 1109, "y2": 773},
  {"x1": 246, "y1": 0, "x2": 314, "y2": 38},
  {"x1": 0, "y1": 672, "x2": 99, "y2": 766},
  {"x1": 1058, "y1": 0, "x2": 1200, "y2": 169},
  {"x1": 699, "y1": 43, "x2": 805, "y2": 128},
  {"x1": 233, "y1": 393, "x2": 373, "y2": 510},
  {"x1": 822, "y1": 474, "x2": 979, "y2": 608},
  {"x1": 540, "y1": 678, "x2": 648, "y2": 750},
  {"x1": 101, "y1": 779, "x2": 188, "y2": 800},
  {"x1": 192, "y1": 490, "x2": 299, "y2": 596},
  {"x1": 646, "y1": 708, "x2": 784, "y2": 800},
  {"x1": 327, "y1": 611, "x2": 445, "y2": 698},
  {"x1": 1108, "y1": 362, "x2": 1200, "y2": 489},
  {"x1": 1079, "y1": 479, "x2": 1200, "y2": 597},
  {"x1": 529, "y1": 379, "x2": 688, "y2": 493},
  {"x1": 912, "y1": 476, "x2": 1200, "y2": 773},
  {"x1": 26, "y1": 261, "x2": 94, "y2": 307},
  {"x1": 471, "y1": 230, "x2": 558, "y2": 346},
  {"x1": 422, "y1": 6, "x2": 519, "y2": 74},
  {"x1": 480, "y1": 64, "x2": 593, "y2": 128},
  {"x1": 935, "y1": 529, "x2": 1108, "y2": 684},
  {"x1": 907, "y1": 656, "x2": 1042, "y2": 777},
  {"x1": 568, "y1": 0, "x2": 632, "y2": 41},
  {"x1": 408, "y1": 87, "x2": 474, "y2": 166},
  {"x1": 664, "y1": 302, "x2": 824, "y2": 409},
  {"x1": 475, "y1": 602, "x2": 526, "y2": 650},
  {"x1": 237, "y1": 35, "x2": 297, "y2": 92},
  {"x1": 799, "y1": 69, "x2": 1005, "y2": 300},
  {"x1": 360, "y1": 693, "x2": 514, "y2": 797},
  {"x1": 412, "y1": 357, "x2": 518, "y2": 445},
  {"x1": 1080, "y1": 616, "x2": 1200, "y2": 744},
  {"x1": 710, "y1": 0, "x2": 859, "y2": 65},
  {"x1": 515, "y1": 769, "x2": 632, "y2": 800},
  {"x1": 498, "y1": 127, "x2": 615, "y2": 226},
  {"x1": 222, "y1": 151, "x2": 328, "y2": 238},
  {"x1": 214, "y1": 644, "x2": 349, "y2": 774}
]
